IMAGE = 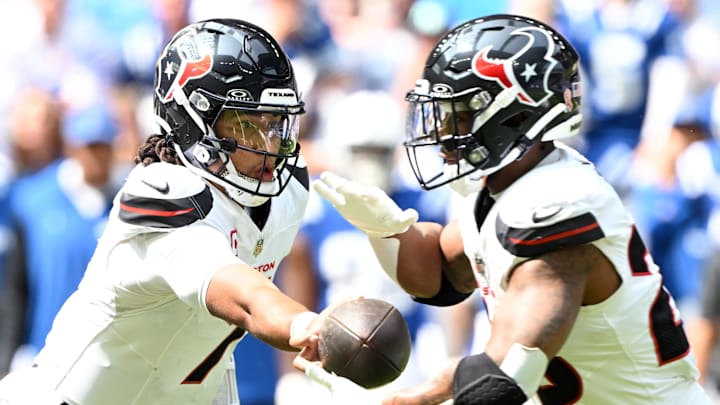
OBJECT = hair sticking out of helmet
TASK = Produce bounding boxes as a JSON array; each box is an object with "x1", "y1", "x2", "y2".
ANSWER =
[
  {"x1": 153, "y1": 18, "x2": 305, "y2": 207},
  {"x1": 403, "y1": 14, "x2": 582, "y2": 194},
  {"x1": 323, "y1": 90, "x2": 404, "y2": 192}
]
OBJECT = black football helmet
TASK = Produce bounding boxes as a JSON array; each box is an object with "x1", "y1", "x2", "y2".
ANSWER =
[
  {"x1": 404, "y1": 14, "x2": 582, "y2": 194},
  {"x1": 154, "y1": 18, "x2": 305, "y2": 207}
]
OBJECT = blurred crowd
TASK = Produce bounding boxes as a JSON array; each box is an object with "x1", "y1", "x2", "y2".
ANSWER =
[{"x1": 1, "y1": 0, "x2": 720, "y2": 403}]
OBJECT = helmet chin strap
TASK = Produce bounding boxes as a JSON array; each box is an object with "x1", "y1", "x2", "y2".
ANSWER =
[
  {"x1": 219, "y1": 157, "x2": 277, "y2": 207},
  {"x1": 446, "y1": 163, "x2": 485, "y2": 197},
  {"x1": 174, "y1": 143, "x2": 274, "y2": 208},
  {"x1": 445, "y1": 150, "x2": 520, "y2": 197}
]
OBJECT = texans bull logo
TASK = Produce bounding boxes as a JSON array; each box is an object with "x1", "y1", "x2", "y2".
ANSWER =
[
  {"x1": 156, "y1": 37, "x2": 213, "y2": 104},
  {"x1": 471, "y1": 26, "x2": 558, "y2": 107}
]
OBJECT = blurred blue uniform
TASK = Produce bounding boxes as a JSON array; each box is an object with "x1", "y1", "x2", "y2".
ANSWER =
[
  {"x1": 434, "y1": 0, "x2": 510, "y2": 27},
  {"x1": 3, "y1": 104, "x2": 116, "y2": 364},
  {"x1": 64, "y1": 0, "x2": 157, "y2": 80},
  {"x1": 233, "y1": 335, "x2": 278, "y2": 405},
  {"x1": 628, "y1": 89, "x2": 720, "y2": 312},
  {"x1": 554, "y1": 1, "x2": 682, "y2": 181},
  {"x1": 7, "y1": 160, "x2": 111, "y2": 355},
  {"x1": 0, "y1": 176, "x2": 16, "y2": 373},
  {"x1": 629, "y1": 181, "x2": 714, "y2": 306},
  {"x1": 0, "y1": 179, "x2": 11, "y2": 295}
]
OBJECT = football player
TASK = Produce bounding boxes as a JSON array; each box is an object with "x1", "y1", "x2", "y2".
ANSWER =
[
  {"x1": 312, "y1": 14, "x2": 713, "y2": 404},
  {"x1": 0, "y1": 18, "x2": 323, "y2": 405}
]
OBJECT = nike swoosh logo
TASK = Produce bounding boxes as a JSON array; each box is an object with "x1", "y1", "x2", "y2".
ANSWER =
[
  {"x1": 531, "y1": 207, "x2": 562, "y2": 223},
  {"x1": 141, "y1": 179, "x2": 170, "y2": 194}
]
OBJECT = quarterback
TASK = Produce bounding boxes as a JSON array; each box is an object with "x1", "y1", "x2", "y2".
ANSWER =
[
  {"x1": 0, "y1": 19, "x2": 323, "y2": 405},
  {"x1": 314, "y1": 14, "x2": 713, "y2": 404}
]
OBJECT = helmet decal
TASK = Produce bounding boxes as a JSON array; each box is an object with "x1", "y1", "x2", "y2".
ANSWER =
[
  {"x1": 471, "y1": 26, "x2": 558, "y2": 107},
  {"x1": 158, "y1": 35, "x2": 213, "y2": 103},
  {"x1": 431, "y1": 83, "x2": 454, "y2": 95},
  {"x1": 226, "y1": 89, "x2": 254, "y2": 102}
]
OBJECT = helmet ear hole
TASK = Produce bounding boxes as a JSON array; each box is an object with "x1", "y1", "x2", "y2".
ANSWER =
[{"x1": 500, "y1": 110, "x2": 533, "y2": 130}]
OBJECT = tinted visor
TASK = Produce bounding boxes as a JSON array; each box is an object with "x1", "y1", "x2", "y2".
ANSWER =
[{"x1": 214, "y1": 109, "x2": 299, "y2": 157}]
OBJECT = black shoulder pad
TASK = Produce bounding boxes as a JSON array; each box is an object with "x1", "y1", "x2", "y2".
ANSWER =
[
  {"x1": 474, "y1": 188, "x2": 496, "y2": 231},
  {"x1": 496, "y1": 212, "x2": 604, "y2": 257},
  {"x1": 290, "y1": 163, "x2": 309, "y2": 190},
  {"x1": 119, "y1": 185, "x2": 213, "y2": 228},
  {"x1": 412, "y1": 270, "x2": 473, "y2": 307}
]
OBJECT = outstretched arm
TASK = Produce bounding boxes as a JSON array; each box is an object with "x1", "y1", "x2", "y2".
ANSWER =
[
  {"x1": 382, "y1": 219, "x2": 475, "y2": 298},
  {"x1": 383, "y1": 243, "x2": 610, "y2": 404},
  {"x1": 313, "y1": 172, "x2": 475, "y2": 299},
  {"x1": 206, "y1": 263, "x2": 319, "y2": 353}
]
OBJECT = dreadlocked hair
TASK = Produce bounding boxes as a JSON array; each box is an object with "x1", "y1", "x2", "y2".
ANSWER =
[{"x1": 135, "y1": 134, "x2": 181, "y2": 166}]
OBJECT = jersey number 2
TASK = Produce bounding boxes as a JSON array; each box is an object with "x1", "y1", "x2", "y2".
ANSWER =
[
  {"x1": 628, "y1": 226, "x2": 690, "y2": 364},
  {"x1": 538, "y1": 357, "x2": 582, "y2": 404},
  {"x1": 537, "y1": 227, "x2": 691, "y2": 404}
]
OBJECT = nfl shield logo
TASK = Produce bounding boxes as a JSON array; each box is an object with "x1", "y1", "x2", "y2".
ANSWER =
[{"x1": 253, "y1": 238, "x2": 264, "y2": 257}]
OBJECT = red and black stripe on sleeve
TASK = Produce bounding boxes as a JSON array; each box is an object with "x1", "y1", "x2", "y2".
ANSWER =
[
  {"x1": 119, "y1": 186, "x2": 213, "y2": 228},
  {"x1": 496, "y1": 212, "x2": 605, "y2": 257}
]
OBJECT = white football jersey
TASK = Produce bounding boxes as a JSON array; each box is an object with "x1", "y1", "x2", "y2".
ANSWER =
[
  {"x1": 456, "y1": 143, "x2": 710, "y2": 404},
  {"x1": 28, "y1": 160, "x2": 309, "y2": 405}
]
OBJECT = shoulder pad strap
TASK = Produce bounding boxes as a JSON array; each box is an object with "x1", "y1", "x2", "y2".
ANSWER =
[
  {"x1": 119, "y1": 185, "x2": 213, "y2": 228},
  {"x1": 290, "y1": 163, "x2": 309, "y2": 190},
  {"x1": 474, "y1": 189, "x2": 495, "y2": 231}
]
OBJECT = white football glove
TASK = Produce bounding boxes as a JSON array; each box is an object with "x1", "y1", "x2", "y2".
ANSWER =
[{"x1": 313, "y1": 172, "x2": 418, "y2": 238}]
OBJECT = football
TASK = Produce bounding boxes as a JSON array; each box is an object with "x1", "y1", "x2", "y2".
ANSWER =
[{"x1": 317, "y1": 297, "x2": 411, "y2": 389}]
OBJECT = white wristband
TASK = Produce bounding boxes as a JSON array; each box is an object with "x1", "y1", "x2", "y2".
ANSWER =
[
  {"x1": 290, "y1": 311, "x2": 319, "y2": 341},
  {"x1": 499, "y1": 343, "x2": 549, "y2": 398}
]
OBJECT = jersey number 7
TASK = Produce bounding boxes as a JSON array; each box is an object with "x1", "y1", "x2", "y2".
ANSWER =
[{"x1": 182, "y1": 328, "x2": 246, "y2": 384}]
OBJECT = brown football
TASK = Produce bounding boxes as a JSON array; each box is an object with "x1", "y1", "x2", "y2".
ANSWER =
[{"x1": 317, "y1": 297, "x2": 411, "y2": 389}]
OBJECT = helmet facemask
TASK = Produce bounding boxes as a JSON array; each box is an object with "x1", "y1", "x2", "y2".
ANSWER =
[
  {"x1": 405, "y1": 81, "x2": 577, "y2": 195},
  {"x1": 173, "y1": 99, "x2": 302, "y2": 207},
  {"x1": 404, "y1": 83, "x2": 521, "y2": 195},
  {"x1": 403, "y1": 15, "x2": 583, "y2": 196}
]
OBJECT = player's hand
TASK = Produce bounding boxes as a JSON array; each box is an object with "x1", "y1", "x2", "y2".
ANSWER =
[
  {"x1": 296, "y1": 357, "x2": 383, "y2": 405},
  {"x1": 381, "y1": 384, "x2": 453, "y2": 405},
  {"x1": 313, "y1": 172, "x2": 418, "y2": 238},
  {"x1": 381, "y1": 359, "x2": 457, "y2": 405},
  {"x1": 289, "y1": 311, "x2": 322, "y2": 366},
  {"x1": 290, "y1": 298, "x2": 363, "y2": 373}
]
